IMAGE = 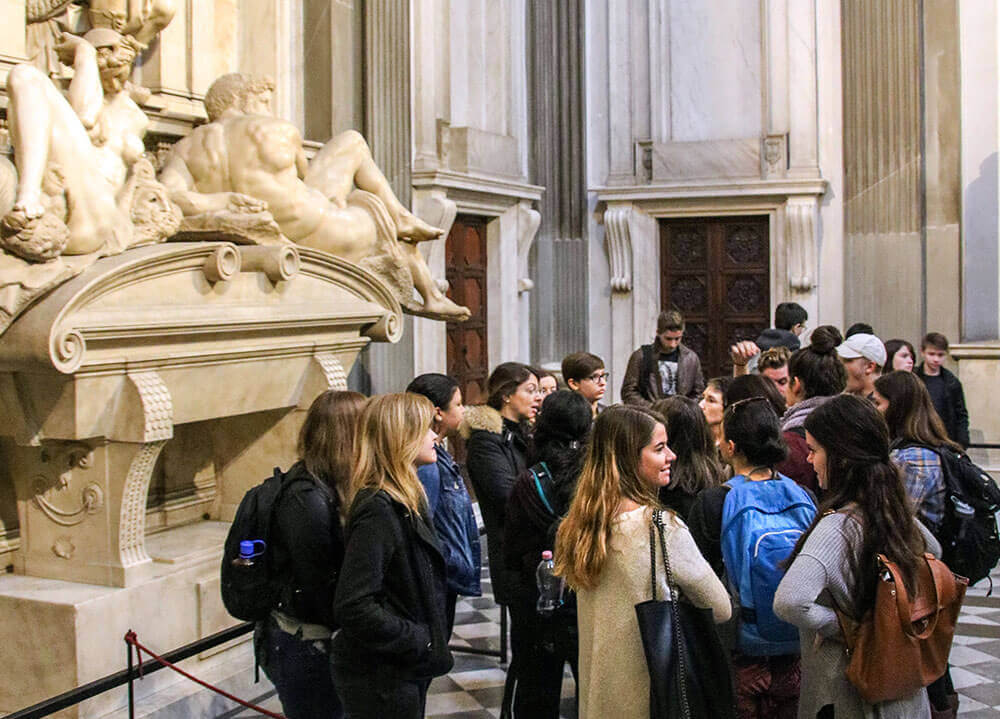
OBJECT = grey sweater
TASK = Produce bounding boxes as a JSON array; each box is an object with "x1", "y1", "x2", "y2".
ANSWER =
[{"x1": 773, "y1": 512, "x2": 941, "y2": 719}]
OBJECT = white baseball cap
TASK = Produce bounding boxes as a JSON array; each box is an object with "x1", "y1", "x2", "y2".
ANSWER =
[{"x1": 836, "y1": 333, "x2": 887, "y2": 367}]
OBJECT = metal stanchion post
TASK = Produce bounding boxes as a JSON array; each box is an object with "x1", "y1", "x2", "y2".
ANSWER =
[{"x1": 126, "y1": 634, "x2": 135, "y2": 719}]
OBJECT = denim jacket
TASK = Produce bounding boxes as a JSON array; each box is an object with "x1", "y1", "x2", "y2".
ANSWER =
[{"x1": 417, "y1": 444, "x2": 482, "y2": 597}]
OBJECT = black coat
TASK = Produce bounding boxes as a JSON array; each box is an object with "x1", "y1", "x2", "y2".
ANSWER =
[
  {"x1": 272, "y1": 461, "x2": 343, "y2": 628},
  {"x1": 463, "y1": 406, "x2": 529, "y2": 605},
  {"x1": 331, "y1": 488, "x2": 453, "y2": 680},
  {"x1": 916, "y1": 364, "x2": 970, "y2": 448}
]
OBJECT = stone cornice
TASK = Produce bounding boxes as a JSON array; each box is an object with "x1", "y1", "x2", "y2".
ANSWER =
[
  {"x1": 413, "y1": 169, "x2": 543, "y2": 206},
  {"x1": 592, "y1": 177, "x2": 828, "y2": 204},
  {"x1": 0, "y1": 242, "x2": 402, "y2": 375},
  {"x1": 950, "y1": 343, "x2": 1000, "y2": 360}
]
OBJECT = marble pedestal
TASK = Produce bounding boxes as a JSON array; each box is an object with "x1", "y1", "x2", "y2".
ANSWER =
[{"x1": 0, "y1": 241, "x2": 402, "y2": 715}]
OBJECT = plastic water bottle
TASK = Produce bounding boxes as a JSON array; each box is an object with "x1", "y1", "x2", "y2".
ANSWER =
[
  {"x1": 536, "y1": 550, "x2": 564, "y2": 616},
  {"x1": 232, "y1": 539, "x2": 265, "y2": 567}
]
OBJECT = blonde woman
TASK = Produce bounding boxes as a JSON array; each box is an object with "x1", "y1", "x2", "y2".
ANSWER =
[
  {"x1": 555, "y1": 405, "x2": 731, "y2": 719},
  {"x1": 331, "y1": 393, "x2": 453, "y2": 718}
]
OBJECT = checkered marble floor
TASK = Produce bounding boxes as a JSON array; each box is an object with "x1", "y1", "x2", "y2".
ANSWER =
[{"x1": 226, "y1": 557, "x2": 1000, "y2": 718}]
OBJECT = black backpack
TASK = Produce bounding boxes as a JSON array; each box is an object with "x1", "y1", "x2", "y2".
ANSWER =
[
  {"x1": 220, "y1": 467, "x2": 301, "y2": 621},
  {"x1": 899, "y1": 442, "x2": 1000, "y2": 586}
]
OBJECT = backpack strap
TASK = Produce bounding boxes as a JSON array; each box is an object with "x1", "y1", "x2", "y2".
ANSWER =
[{"x1": 530, "y1": 462, "x2": 556, "y2": 515}]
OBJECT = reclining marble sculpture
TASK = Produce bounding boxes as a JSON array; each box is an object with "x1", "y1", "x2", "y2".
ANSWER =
[
  {"x1": 0, "y1": 27, "x2": 181, "y2": 332},
  {"x1": 159, "y1": 73, "x2": 471, "y2": 322}
]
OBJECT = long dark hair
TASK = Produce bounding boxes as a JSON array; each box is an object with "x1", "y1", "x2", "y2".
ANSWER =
[
  {"x1": 788, "y1": 325, "x2": 846, "y2": 398},
  {"x1": 722, "y1": 397, "x2": 788, "y2": 468},
  {"x1": 788, "y1": 395, "x2": 925, "y2": 617},
  {"x1": 874, "y1": 371, "x2": 962, "y2": 452},
  {"x1": 486, "y1": 362, "x2": 535, "y2": 410},
  {"x1": 651, "y1": 396, "x2": 725, "y2": 495},
  {"x1": 406, "y1": 373, "x2": 460, "y2": 411},
  {"x1": 527, "y1": 390, "x2": 593, "y2": 510},
  {"x1": 884, "y1": 339, "x2": 916, "y2": 370},
  {"x1": 725, "y1": 374, "x2": 786, "y2": 417},
  {"x1": 298, "y1": 390, "x2": 367, "y2": 512}
]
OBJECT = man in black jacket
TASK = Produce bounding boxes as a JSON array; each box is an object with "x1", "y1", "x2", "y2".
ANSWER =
[{"x1": 916, "y1": 332, "x2": 970, "y2": 448}]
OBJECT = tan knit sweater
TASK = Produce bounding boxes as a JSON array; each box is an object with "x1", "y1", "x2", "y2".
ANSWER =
[{"x1": 576, "y1": 506, "x2": 731, "y2": 719}]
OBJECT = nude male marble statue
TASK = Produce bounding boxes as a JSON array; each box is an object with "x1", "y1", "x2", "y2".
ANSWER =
[{"x1": 159, "y1": 73, "x2": 470, "y2": 322}]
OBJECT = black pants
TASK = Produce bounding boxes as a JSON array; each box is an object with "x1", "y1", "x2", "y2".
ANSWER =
[
  {"x1": 330, "y1": 662, "x2": 430, "y2": 719},
  {"x1": 256, "y1": 617, "x2": 344, "y2": 719},
  {"x1": 501, "y1": 601, "x2": 578, "y2": 719}
]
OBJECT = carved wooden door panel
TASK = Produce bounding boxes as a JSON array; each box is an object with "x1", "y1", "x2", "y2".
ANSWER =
[
  {"x1": 660, "y1": 217, "x2": 770, "y2": 379},
  {"x1": 445, "y1": 216, "x2": 489, "y2": 464}
]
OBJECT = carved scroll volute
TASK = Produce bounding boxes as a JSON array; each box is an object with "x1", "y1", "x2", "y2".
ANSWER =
[
  {"x1": 785, "y1": 198, "x2": 817, "y2": 293},
  {"x1": 30, "y1": 442, "x2": 103, "y2": 530},
  {"x1": 516, "y1": 202, "x2": 541, "y2": 294},
  {"x1": 604, "y1": 204, "x2": 633, "y2": 293}
]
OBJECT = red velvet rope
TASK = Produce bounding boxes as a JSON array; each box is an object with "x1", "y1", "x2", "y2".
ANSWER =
[{"x1": 124, "y1": 630, "x2": 287, "y2": 718}]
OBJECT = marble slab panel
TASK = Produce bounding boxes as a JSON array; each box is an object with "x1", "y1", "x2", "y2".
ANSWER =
[{"x1": 651, "y1": 138, "x2": 761, "y2": 181}]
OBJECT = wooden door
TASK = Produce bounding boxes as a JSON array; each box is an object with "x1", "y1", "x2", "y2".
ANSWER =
[
  {"x1": 660, "y1": 217, "x2": 770, "y2": 379},
  {"x1": 445, "y1": 216, "x2": 489, "y2": 463}
]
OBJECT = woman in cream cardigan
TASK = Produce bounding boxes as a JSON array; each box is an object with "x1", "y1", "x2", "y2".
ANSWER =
[{"x1": 555, "y1": 405, "x2": 732, "y2": 719}]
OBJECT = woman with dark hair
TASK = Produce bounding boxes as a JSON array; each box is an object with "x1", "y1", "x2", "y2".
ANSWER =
[
  {"x1": 779, "y1": 325, "x2": 847, "y2": 493},
  {"x1": 532, "y1": 365, "x2": 559, "y2": 399},
  {"x1": 873, "y1": 371, "x2": 963, "y2": 719},
  {"x1": 257, "y1": 390, "x2": 366, "y2": 719},
  {"x1": 555, "y1": 405, "x2": 730, "y2": 719},
  {"x1": 462, "y1": 362, "x2": 542, "y2": 714},
  {"x1": 774, "y1": 395, "x2": 940, "y2": 719},
  {"x1": 700, "y1": 375, "x2": 733, "y2": 446},
  {"x1": 688, "y1": 397, "x2": 815, "y2": 719},
  {"x1": 406, "y1": 373, "x2": 481, "y2": 636},
  {"x1": 885, "y1": 338, "x2": 917, "y2": 372},
  {"x1": 650, "y1": 395, "x2": 726, "y2": 519},
  {"x1": 726, "y1": 374, "x2": 786, "y2": 418},
  {"x1": 874, "y1": 370, "x2": 961, "y2": 532},
  {"x1": 503, "y1": 390, "x2": 593, "y2": 717}
]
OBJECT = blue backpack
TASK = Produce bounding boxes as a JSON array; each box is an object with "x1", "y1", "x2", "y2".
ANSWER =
[{"x1": 721, "y1": 473, "x2": 816, "y2": 655}]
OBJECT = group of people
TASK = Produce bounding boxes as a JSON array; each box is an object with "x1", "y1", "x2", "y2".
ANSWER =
[{"x1": 243, "y1": 303, "x2": 976, "y2": 719}]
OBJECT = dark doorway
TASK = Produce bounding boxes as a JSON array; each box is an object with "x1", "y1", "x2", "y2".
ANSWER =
[
  {"x1": 660, "y1": 217, "x2": 770, "y2": 379},
  {"x1": 445, "y1": 215, "x2": 489, "y2": 464}
]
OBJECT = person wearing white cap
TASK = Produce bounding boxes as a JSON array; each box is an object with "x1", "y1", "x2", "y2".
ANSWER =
[{"x1": 836, "y1": 333, "x2": 886, "y2": 402}]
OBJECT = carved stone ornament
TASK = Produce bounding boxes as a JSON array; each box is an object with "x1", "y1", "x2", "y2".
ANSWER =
[
  {"x1": 29, "y1": 441, "x2": 103, "y2": 527},
  {"x1": 158, "y1": 73, "x2": 470, "y2": 323},
  {"x1": 604, "y1": 205, "x2": 633, "y2": 293},
  {"x1": 785, "y1": 199, "x2": 817, "y2": 292}
]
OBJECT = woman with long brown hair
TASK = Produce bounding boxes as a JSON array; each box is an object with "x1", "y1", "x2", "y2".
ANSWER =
[
  {"x1": 331, "y1": 393, "x2": 453, "y2": 718},
  {"x1": 650, "y1": 395, "x2": 726, "y2": 520},
  {"x1": 874, "y1": 370, "x2": 964, "y2": 718},
  {"x1": 255, "y1": 390, "x2": 366, "y2": 719},
  {"x1": 873, "y1": 370, "x2": 962, "y2": 532},
  {"x1": 774, "y1": 395, "x2": 940, "y2": 718},
  {"x1": 555, "y1": 405, "x2": 730, "y2": 719}
]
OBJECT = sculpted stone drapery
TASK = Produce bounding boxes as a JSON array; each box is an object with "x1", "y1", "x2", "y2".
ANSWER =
[{"x1": 158, "y1": 73, "x2": 471, "y2": 322}]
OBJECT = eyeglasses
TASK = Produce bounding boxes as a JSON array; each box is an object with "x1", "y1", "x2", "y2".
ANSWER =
[{"x1": 586, "y1": 371, "x2": 610, "y2": 384}]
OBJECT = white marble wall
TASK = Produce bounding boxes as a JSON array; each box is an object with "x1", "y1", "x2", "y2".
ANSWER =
[
  {"x1": 668, "y1": 1, "x2": 762, "y2": 142},
  {"x1": 585, "y1": 0, "x2": 837, "y2": 399}
]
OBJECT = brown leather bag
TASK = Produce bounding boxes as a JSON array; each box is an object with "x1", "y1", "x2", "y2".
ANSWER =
[{"x1": 837, "y1": 553, "x2": 968, "y2": 704}]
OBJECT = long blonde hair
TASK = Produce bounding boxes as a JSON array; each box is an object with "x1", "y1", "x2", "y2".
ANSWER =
[
  {"x1": 555, "y1": 405, "x2": 664, "y2": 590},
  {"x1": 349, "y1": 393, "x2": 435, "y2": 517}
]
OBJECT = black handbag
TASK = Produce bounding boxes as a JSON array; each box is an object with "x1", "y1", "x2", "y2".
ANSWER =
[{"x1": 634, "y1": 510, "x2": 735, "y2": 719}]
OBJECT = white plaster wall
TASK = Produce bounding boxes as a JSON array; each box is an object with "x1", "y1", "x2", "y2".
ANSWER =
[{"x1": 669, "y1": 0, "x2": 762, "y2": 142}]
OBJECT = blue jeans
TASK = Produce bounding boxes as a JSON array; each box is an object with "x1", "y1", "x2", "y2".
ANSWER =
[{"x1": 256, "y1": 616, "x2": 344, "y2": 719}]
